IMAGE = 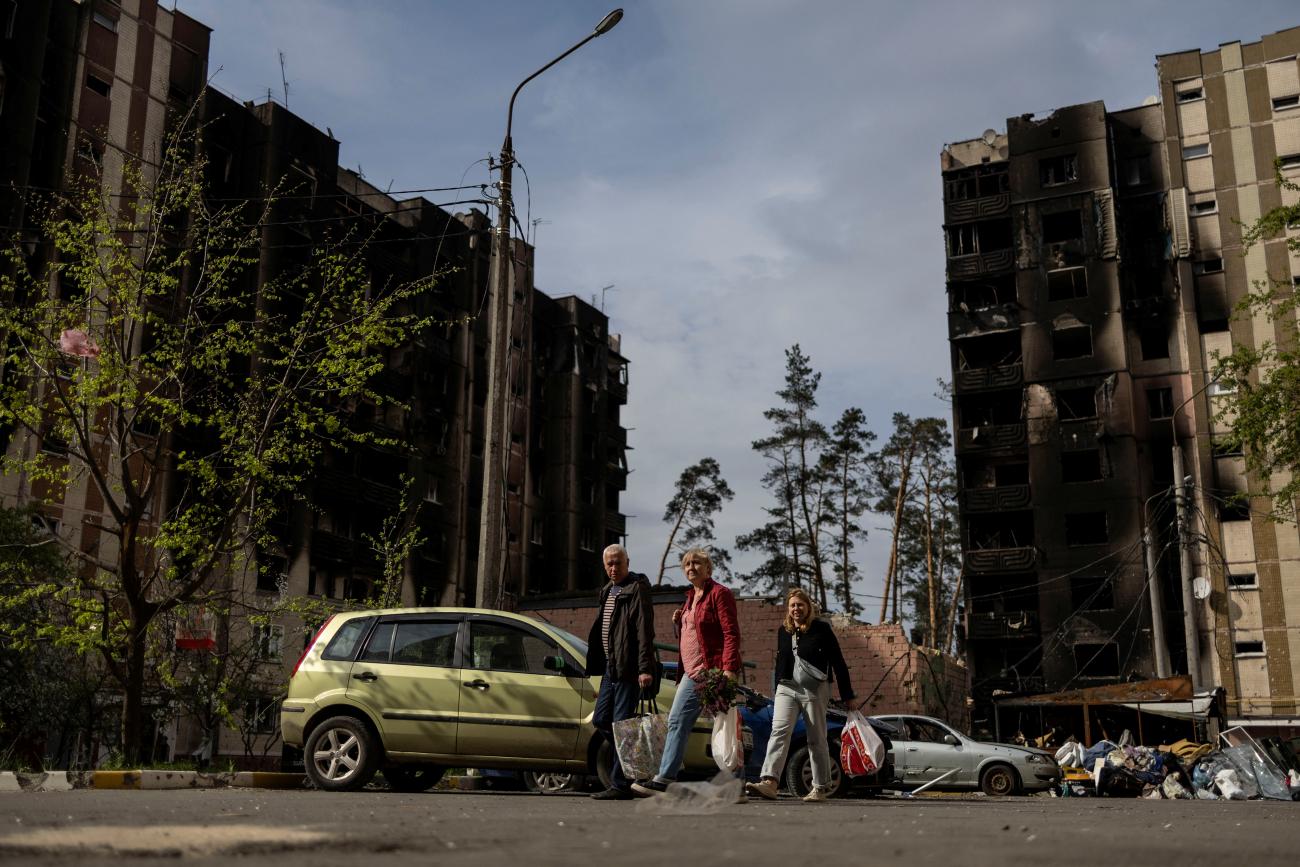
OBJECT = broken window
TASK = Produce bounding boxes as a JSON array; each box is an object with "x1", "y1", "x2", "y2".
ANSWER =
[
  {"x1": 949, "y1": 274, "x2": 1016, "y2": 311},
  {"x1": 968, "y1": 573, "x2": 1040, "y2": 616},
  {"x1": 944, "y1": 165, "x2": 1009, "y2": 201},
  {"x1": 1051, "y1": 325, "x2": 1092, "y2": 360},
  {"x1": 1073, "y1": 643, "x2": 1120, "y2": 677},
  {"x1": 1042, "y1": 210, "x2": 1084, "y2": 244},
  {"x1": 1190, "y1": 197, "x2": 1218, "y2": 215},
  {"x1": 955, "y1": 330, "x2": 1022, "y2": 370},
  {"x1": 1039, "y1": 154, "x2": 1077, "y2": 187},
  {"x1": 1056, "y1": 386, "x2": 1098, "y2": 420},
  {"x1": 948, "y1": 219, "x2": 1013, "y2": 257},
  {"x1": 1273, "y1": 95, "x2": 1300, "y2": 111},
  {"x1": 1233, "y1": 640, "x2": 1265, "y2": 656},
  {"x1": 1070, "y1": 574, "x2": 1115, "y2": 610},
  {"x1": 1211, "y1": 439, "x2": 1244, "y2": 458},
  {"x1": 1061, "y1": 449, "x2": 1103, "y2": 483},
  {"x1": 1176, "y1": 87, "x2": 1204, "y2": 102},
  {"x1": 1064, "y1": 511, "x2": 1108, "y2": 546},
  {"x1": 1182, "y1": 142, "x2": 1210, "y2": 160},
  {"x1": 958, "y1": 390, "x2": 1023, "y2": 428},
  {"x1": 995, "y1": 463, "x2": 1029, "y2": 486},
  {"x1": 960, "y1": 459, "x2": 1027, "y2": 489},
  {"x1": 1139, "y1": 323, "x2": 1170, "y2": 360},
  {"x1": 85, "y1": 73, "x2": 111, "y2": 98},
  {"x1": 1119, "y1": 155, "x2": 1150, "y2": 187},
  {"x1": 1192, "y1": 257, "x2": 1223, "y2": 275},
  {"x1": 966, "y1": 511, "x2": 1034, "y2": 550},
  {"x1": 1147, "y1": 387, "x2": 1174, "y2": 420},
  {"x1": 1046, "y1": 267, "x2": 1087, "y2": 301},
  {"x1": 1226, "y1": 572, "x2": 1257, "y2": 589}
]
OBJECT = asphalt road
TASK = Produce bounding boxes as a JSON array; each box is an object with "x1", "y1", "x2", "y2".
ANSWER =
[{"x1": 1, "y1": 787, "x2": 1296, "y2": 866}]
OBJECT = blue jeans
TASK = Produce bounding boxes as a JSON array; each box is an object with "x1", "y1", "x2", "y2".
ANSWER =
[
  {"x1": 654, "y1": 674, "x2": 702, "y2": 783},
  {"x1": 592, "y1": 664, "x2": 641, "y2": 791}
]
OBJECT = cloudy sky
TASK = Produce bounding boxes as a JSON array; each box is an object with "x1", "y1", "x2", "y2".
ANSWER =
[{"x1": 177, "y1": 0, "x2": 1297, "y2": 607}]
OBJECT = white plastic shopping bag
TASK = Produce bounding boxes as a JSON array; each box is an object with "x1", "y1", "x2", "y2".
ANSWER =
[
  {"x1": 839, "y1": 710, "x2": 885, "y2": 776},
  {"x1": 711, "y1": 706, "x2": 744, "y2": 773}
]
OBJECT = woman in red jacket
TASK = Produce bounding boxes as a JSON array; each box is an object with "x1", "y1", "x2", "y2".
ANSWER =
[{"x1": 632, "y1": 548, "x2": 742, "y2": 796}]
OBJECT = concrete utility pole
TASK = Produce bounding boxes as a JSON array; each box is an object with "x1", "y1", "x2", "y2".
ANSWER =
[
  {"x1": 1172, "y1": 442, "x2": 1201, "y2": 690},
  {"x1": 1142, "y1": 510, "x2": 1171, "y2": 678},
  {"x1": 474, "y1": 9, "x2": 624, "y2": 609}
]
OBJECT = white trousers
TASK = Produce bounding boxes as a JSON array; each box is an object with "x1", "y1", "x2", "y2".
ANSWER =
[{"x1": 760, "y1": 680, "x2": 831, "y2": 788}]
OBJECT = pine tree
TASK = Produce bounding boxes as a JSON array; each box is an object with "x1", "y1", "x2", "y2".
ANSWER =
[
  {"x1": 819, "y1": 407, "x2": 876, "y2": 616},
  {"x1": 657, "y1": 458, "x2": 735, "y2": 584}
]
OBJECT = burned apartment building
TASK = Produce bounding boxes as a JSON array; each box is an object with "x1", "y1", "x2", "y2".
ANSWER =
[
  {"x1": 0, "y1": 0, "x2": 630, "y2": 764},
  {"x1": 943, "y1": 26, "x2": 1300, "y2": 733}
]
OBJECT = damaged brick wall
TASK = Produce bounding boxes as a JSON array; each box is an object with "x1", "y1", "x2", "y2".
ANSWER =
[{"x1": 523, "y1": 592, "x2": 971, "y2": 731}]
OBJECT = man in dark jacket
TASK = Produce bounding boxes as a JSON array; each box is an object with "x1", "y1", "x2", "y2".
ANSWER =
[{"x1": 586, "y1": 543, "x2": 656, "y2": 800}]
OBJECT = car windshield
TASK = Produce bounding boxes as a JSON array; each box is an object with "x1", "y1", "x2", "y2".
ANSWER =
[{"x1": 548, "y1": 626, "x2": 588, "y2": 659}]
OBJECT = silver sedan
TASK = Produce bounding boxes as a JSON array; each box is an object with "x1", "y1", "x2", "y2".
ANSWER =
[{"x1": 873, "y1": 714, "x2": 1061, "y2": 795}]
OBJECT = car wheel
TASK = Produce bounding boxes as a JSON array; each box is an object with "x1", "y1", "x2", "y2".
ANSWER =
[
  {"x1": 523, "y1": 771, "x2": 583, "y2": 794},
  {"x1": 979, "y1": 763, "x2": 1019, "y2": 797},
  {"x1": 383, "y1": 765, "x2": 445, "y2": 793},
  {"x1": 784, "y1": 744, "x2": 847, "y2": 798},
  {"x1": 304, "y1": 716, "x2": 379, "y2": 792}
]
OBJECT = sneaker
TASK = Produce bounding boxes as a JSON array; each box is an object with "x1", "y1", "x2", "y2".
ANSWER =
[
  {"x1": 591, "y1": 787, "x2": 634, "y2": 801},
  {"x1": 745, "y1": 778, "x2": 779, "y2": 801},
  {"x1": 631, "y1": 779, "x2": 669, "y2": 798},
  {"x1": 802, "y1": 786, "x2": 830, "y2": 802}
]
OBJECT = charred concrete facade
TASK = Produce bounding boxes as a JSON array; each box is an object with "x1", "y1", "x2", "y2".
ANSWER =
[{"x1": 944, "y1": 26, "x2": 1300, "y2": 731}]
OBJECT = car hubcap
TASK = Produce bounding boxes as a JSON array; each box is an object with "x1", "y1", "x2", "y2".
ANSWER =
[
  {"x1": 533, "y1": 773, "x2": 573, "y2": 792},
  {"x1": 314, "y1": 729, "x2": 360, "y2": 782}
]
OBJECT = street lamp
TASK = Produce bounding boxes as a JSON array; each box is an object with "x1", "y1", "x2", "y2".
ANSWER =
[{"x1": 476, "y1": 10, "x2": 624, "y2": 609}]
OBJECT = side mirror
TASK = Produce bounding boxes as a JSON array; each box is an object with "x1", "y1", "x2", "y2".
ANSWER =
[
  {"x1": 944, "y1": 734, "x2": 960, "y2": 746},
  {"x1": 544, "y1": 655, "x2": 567, "y2": 672}
]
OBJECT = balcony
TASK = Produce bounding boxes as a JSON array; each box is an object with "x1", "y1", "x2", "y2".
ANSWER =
[
  {"x1": 947, "y1": 248, "x2": 1014, "y2": 279},
  {"x1": 311, "y1": 530, "x2": 356, "y2": 564},
  {"x1": 956, "y1": 422, "x2": 1026, "y2": 454},
  {"x1": 964, "y1": 546, "x2": 1038, "y2": 573},
  {"x1": 954, "y1": 363, "x2": 1023, "y2": 393},
  {"x1": 968, "y1": 610, "x2": 1041, "y2": 641},
  {"x1": 359, "y1": 478, "x2": 401, "y2": 509},
  {"x1": 948, "y1": 304, "x2": 1019, "y2": 340},
  {"x1": 944, "y1": 191, "x2": 1011, "y2": 223},
  {"x1": 607, "y1": 377, "x2": 628, "y2": 405},
  {"x1": 606, "y1": 511, "x2": 626, "y2": 536},
  {"x1": 961, "y1": 484, "x2": 1031, "y2": 513},
  {"x1": 314, "y1": 469, "x2": 361, "y2": 504}
]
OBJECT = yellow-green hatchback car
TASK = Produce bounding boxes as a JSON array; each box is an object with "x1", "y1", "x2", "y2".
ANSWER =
[{"x1": 282, "y1": 607, "x2": 714, "y2": 792}]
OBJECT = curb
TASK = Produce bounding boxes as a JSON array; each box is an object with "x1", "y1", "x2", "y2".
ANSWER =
[{"x1": 2, "y1": 769, "x2": 308, "y2": 792}]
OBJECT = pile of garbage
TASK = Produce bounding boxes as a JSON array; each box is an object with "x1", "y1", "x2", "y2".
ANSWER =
[{"x1": 1053, "y1": 727, "x2": 1300, "y2": 800}]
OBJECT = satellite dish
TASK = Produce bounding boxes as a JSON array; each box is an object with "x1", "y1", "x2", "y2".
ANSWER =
[
  {"x1": 1141, "y1": 95, "x2": 1159, "y2": 106},
  {"x1": 1192, "y1": 576, "x2": 1211, "y2": 600},
  {"x1": 981, "y1": 129, "x2": 998, "y2": 146}
]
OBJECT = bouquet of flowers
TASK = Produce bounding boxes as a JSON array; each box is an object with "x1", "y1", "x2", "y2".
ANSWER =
[{"x1": 695, "y1": 667, "x2": 739, "y2": 716}]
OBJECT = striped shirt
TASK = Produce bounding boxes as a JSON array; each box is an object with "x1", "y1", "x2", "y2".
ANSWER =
[{"x1": 600, "y1": 583, "x2": 625, "y2": 653}]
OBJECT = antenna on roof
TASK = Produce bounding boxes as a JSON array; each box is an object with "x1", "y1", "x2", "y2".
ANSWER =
[{"x1": 279, "y1": 51, "x2": 291, "y2": 108}]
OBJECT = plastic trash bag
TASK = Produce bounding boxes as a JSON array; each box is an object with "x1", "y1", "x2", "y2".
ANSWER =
[
  {"x1": 634, "y1": 771, "x2": 743, "y2": 815},
  {"x1": 613, "y1": 706, "x2": 668, "y2": 781},
  {"x1": 1215, "y1": 768, "x2": 1248, "y2": 800},
  {"x1": 1055, "y1": 742, "x2": 1085, "y2": 767},
  {"x1": 711, "y1": 707, "x2": 744, "y2": 773},
  {"x1": 840, "y1": 710, "x2": 886, "y2": 776}
]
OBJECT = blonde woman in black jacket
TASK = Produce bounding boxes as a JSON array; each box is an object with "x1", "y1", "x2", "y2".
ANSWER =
[{"x1": 745, "y1": 587, "x2": 853, "y2": 802}]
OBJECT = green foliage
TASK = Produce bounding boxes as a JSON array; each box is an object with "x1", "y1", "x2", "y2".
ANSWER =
[
  {"x1": 657, "y1": 457, "x2": 734, "y2": 584},
  {"x1": 1214, "y1": 162, "x2": 1300, "y2": 515},
  {"x1": 0, "y1": 106, "x2": 438, "y2": 760}
]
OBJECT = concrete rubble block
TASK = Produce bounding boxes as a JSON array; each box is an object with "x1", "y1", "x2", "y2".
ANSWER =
[
  {"x1": 0, "y1": 772, "x2": 21, "y2": 792},
  {"x1": 140, "y1": 770, "x2": 197, "y2": 789}
]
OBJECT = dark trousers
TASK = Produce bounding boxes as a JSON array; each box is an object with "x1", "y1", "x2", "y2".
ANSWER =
[{"x1": 592, "y1": 663, "x2": 641, "y2": 791}]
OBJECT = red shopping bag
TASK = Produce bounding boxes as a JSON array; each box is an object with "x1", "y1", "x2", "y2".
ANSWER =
[{"x1": 840, "y1": 710, "x2": 885, "y2": 776}]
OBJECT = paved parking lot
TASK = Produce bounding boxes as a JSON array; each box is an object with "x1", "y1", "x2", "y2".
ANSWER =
[{"x1": 1, "y1": 788, "x2": 1296, "y2": 866}]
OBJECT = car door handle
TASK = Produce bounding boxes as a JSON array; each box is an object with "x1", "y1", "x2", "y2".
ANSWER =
[
  {"x1": 464, "y1": 679, "x2": 490, "y2": 691},
  {"x1": 906, "y1": 747, "x2": 919, "y2": 752},
  {"x1": 352, "y1": 671, "x2": 379, "y2": 683}
]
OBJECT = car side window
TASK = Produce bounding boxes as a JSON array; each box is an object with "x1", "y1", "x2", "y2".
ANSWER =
[
  {"x1": 359, "y1": 622, "x2": 395, "y2": 662},
  {"x1": 910, "y1": 721, "x2": 949, "y2": 744},
  {"x1": 468, "y1": 620, "x2": 557, "y2": 675},
  {"x1": 391, "y1": 621, "x2": 458, "y2": 667},
  {"x1": 322, "y1": 617, "x2": 374, "y2": 661}
]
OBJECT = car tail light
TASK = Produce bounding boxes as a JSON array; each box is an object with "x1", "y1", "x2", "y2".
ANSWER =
[{"x1": 291, "y1": 615, "x2": 335, "y2": 679}]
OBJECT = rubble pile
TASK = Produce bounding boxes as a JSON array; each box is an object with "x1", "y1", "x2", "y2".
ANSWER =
[{"x1": 1053, "y1": 727, "x2": 1300, "y2": 801}]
